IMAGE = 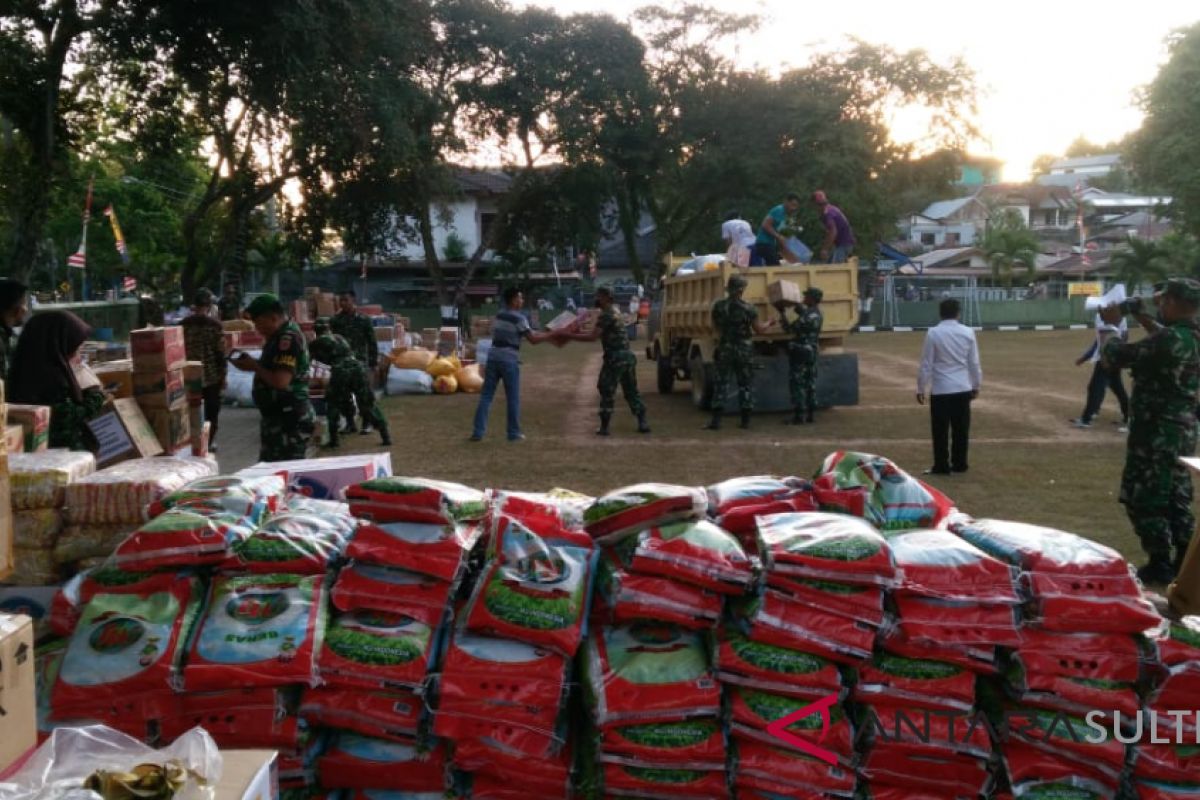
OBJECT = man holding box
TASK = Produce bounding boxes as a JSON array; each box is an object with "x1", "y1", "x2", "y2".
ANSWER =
[
  {"x1": 181, "y1": 289, "x2": 227, "y2": 452},
  {"x1": 311, "y1": 318, "x2": 391, "y2": 448},
  {"x1": 706, "y1": 275, "x2": 778, "y2": 430}
]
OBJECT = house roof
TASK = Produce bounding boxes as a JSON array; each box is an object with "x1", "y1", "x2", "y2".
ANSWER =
[
  {"x1": 920, "y1": 197, "x2": 975, "y2": 221},
  {"x1": 452, "y1": 168, "x2": 514, "y2": 195},
  {"x1": 1050, "y1": 154, "x2": 1121, "y2": 171},
  {"x1": 976, "y1": 183, "x2": 1073, "y2": 209},
  {"x1": 910, "y1": 247, "x2": 982, "y2": 270}
]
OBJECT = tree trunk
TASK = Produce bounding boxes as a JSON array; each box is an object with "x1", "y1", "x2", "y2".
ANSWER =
[
  {"x1": 615, "y1": 185, "x2": 644, "y2": 285},
  {"x1": 418, "y1": 202, "x2": 450, "y2": 306}
]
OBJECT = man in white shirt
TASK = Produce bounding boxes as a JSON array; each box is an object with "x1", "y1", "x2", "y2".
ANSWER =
[
  {"x1": 1070, "y1": 313, "x2": 1129, "y2": 430},
  {"x1": 916, "y1": 298, "x2": 982, "y2": 475},
  {"x1": 721, "y1": 211, "x2": 757, "y2": 267}
]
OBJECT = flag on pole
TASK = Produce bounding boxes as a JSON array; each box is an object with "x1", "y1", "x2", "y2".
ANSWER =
[
  {"x1": 122, "y1": 275, "x2": 138, "y2": 292},
  {"x1": 67, "y1": 178, "x2": 94, "y2": 269},
  {"x1": 104, "y1": 205, "x2": 130, "y2": 263}
]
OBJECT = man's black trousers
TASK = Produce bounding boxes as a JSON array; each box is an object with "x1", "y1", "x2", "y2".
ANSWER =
[{"x1": 930, "y1": 391, "x2": 973, "y2": 472}]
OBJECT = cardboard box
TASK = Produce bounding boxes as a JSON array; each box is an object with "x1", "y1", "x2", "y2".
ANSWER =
[
  {"x1": 239, "y1": 331, "x2": 265, "y2": 349},
  {"x1": 147, "y1": 404, "x2": 190, "y2": 451},
  {"x1": 767, "y1": 278, "x2": 803, "y2": 306},
  {"x1": 7, "y1": 405, "x2": 49, "y2": 453},
  {"x1": 182, "y1": 361, "x2": 205, "y2": 398},
  {"x1": 215, "y1": 750, "x2": 278, "y2": 800},
  {"x1": 359, "y1": 304, "x2": 383, "y2": 315},
  {"x1": 289, "y1": 300, "x2": 311, "y2": 324},
  {"x1": 316, "y1": 293, "x2": 336, "y2": 317},
  {"x1": 223, "y1": 331, "x2": 242, "y2": 352},
  {"x1": 235, "y1": 452, "x2": 392, "y2": 500},
  {"x1": 85, "y1": 398, "x2": 164, "y2": 467},
  {"x1": 0, "y1": 586, "x2": 58, "y2": 642},
  {"x1": 222, "y1": 319, "x2": 255, "y2": 333},
  {"x1": 3, "y1": 425, "x2": 22, "y2": 455},
  {"x1": 92, "y1": 360, "x2": 135, "y2": 399},
  {"x1": 133, "y1": 368, "x2": 187, "y2": 410},
  {"x1": 0, "y1": 614, "x2": 35, "y2": 776},
  {"x1": 0, "y1": 454, "x2": 10, "y2": 581},
  {"x1": 130, "y1": 326, "x2": 187, "y2": 373}
]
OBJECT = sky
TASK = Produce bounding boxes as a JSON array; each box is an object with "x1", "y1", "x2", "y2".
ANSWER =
[{"x1": 514, "y1": 0, "x2": 1198, "y2": 181}]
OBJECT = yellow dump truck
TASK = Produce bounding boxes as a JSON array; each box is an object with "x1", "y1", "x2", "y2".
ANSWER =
[{"x1": 647, "y1": 257, "x2": 859, "y2": 411}]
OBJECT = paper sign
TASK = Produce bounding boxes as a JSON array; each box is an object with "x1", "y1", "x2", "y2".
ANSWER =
[
  {"x1": 1085, "y1": 283, "x2": 1126, "y2": 311},
  {"x1": 86, "y1": 410, "x2": 134, "y2": 466}
]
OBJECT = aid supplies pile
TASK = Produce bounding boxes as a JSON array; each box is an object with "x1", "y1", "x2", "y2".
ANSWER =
[{"x1": 12, "y1": 450, "x2": 1200, "y2": 799}]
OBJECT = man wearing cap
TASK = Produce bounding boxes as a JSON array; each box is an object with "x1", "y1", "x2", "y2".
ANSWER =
[
  {"x1": 311, "y1": 318, "x2": 391, "y2": 448},
  {"x1": 182, "y1": 288, "x2": 227, "y2": 452},
  {"x1": 706, "y1": 275, "x2": 777, "y2": 430},
  {"x1": 556, "y1": 286, "x2": 651, "y2": 436},
  {"x1": 1101, "y1": 277, "x2": 1200, "y2": 585},
  {"x1": 231, "y1": 294, "x2": 315, "y2": 461},
  {"x1": 812, "y1": 191, "x2": 855, "y2": 264},
  {"x1": 776, "y1": 287, "x2": 824, "y2": 425}
]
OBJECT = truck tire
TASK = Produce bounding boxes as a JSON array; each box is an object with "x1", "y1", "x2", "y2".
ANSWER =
[
  {"x1": 690, "y1": 355, "x2": 713, "y2": 410},
  {"x1": 657, "y1": 356, "x2": 675, "y2": 394}
]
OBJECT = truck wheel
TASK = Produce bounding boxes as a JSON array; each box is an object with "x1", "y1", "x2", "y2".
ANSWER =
[
  {"x1": 690, "y1": 355, "x2": 713, "y2": 410},
  {"x1": 657, "y1": 356, "x2": 675, "y2": 394}
]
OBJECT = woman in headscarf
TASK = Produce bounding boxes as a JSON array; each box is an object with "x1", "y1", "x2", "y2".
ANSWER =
[{"x1": 8, "y1": 310, "x2": 105, "y2": 450}]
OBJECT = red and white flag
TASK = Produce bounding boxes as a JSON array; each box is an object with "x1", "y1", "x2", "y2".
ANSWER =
[
  {"x1": 122, "y1": 275, "x2": 138, "y2": 292},
  {"x1": 67, "y1": 178, "x2": 94, "y2": 269}
]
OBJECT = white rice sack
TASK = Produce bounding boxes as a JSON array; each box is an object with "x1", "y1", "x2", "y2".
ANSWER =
[
  {"x1": 386, "y1": 367, "x2": 433, "y2": 396},
  {"x1": 9, "y1": 450, "x2": 97, "y2": 509},
  {"x1": 63, "y1": 456, "x2": 219, "y2": 525}
]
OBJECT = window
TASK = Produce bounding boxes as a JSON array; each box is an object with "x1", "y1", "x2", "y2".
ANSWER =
[
  {"x1": 921, "y1": 232, "x2": 936, "y2": 245},
  {"x1": 1044, "y1": 210, "x2": 1057, "y2": 226},
  {"x1": 945, "y1": 232, "x2": 960, "y2": 246},
  {"x1": 479, "y1": 213, "x2": 498, "y2": 248}
]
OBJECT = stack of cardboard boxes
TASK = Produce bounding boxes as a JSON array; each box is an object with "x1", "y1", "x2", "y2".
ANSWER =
[
  {"x1": 7, "y1": 404, "x2": 49, "y2": 453},
  {"x1": 131, "y1": 327, "x2": 190, "y2": 455},
  {"x1": 471, "y1": 316, "x2": 493, "y2": 339}
]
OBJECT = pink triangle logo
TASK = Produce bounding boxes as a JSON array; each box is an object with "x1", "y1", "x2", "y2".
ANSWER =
[{"x1": 764, "y1": 693, "x2": 840, "y2": 765}]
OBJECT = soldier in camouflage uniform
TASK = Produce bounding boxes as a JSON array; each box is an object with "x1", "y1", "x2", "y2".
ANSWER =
[
  {"x1": 331, "y1": 290, "x2": 380, "y2": 432},
  {"x1": 1101, "y1": 277, "x2": 1200, "y2": 585},
  {"x1": 776, "y1": 286, "x2": 824, "y2": 425},
  {"x1": 557, "y1": 286, "x2": 650, "y2": 435},
  {"x1": 311, "y1": 318, "x2": 391, "y2": 448},
  {"x1": 706, "y1": 275, "x2": 777, "y2": 430},
  {"x1": 231, "y1": 294, "x2": 315, "y2": 462}
]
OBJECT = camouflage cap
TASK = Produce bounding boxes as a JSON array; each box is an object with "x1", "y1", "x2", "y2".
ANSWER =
[
  {"x1": 244, "y1": 293, "x2": 284, "y2": 319},
  {"x1": 727, "y1": 275, "x2": 748, "y2": 291},
  {"x1": 1161, "y1": 277, "x2": 1200, "y2": 305},
  {"x1": 803, "y1": 286, "x2": 824, "y2": 302}
]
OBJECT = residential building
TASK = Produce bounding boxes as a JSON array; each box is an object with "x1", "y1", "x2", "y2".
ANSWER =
[
  {"x1": 955, "y1": 156, "x2": 1003, "y2": 187},
  {"x1": 1036, "y1": 154, "x2": 1122, "y2": 188}
]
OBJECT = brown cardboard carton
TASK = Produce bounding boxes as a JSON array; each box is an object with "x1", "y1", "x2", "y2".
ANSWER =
[
  {"x1": 183, "y1": 361, "x2": 205, "y2": 398},
  {"x1": 92, "y1": 360, "x2": 135, "y2": 399},
  {"x1": 0, "y1": 455, "x2": 11, "y2": 580},
  {"x1": 289, "y1": 300, "x2": 311, "y2": 324},
  {"x1": 214, "y1": 750, "x2": 278, "y2": 800},
  {"x1": 7, "y1": 405, "x2": 50, "y2": 453},
  {"x1": 130, "y1": 326, "x2": 187, "y2": 373},
  {"x1": 222, "y1": 319, "x2": 255, "y2": 333},
  {"x1": 3, "y1": 424, "x2": 23, "y2": 454},
  {"x1": 147, "y1": 404, "x2": 191, "y2": 451},
  {"x1": 1169, "y1": 457, "x2": 1200, "y2": 614},
  {"x1": 85, "y1": 398, "x2": 164, "y2": 467},
  {"x1": 239, "y1": 331, "x2": 265, "y2": 349},
  {"x1": 316, "y1": 293, "x2": 336, "y2": 317},
  {"x1": 0, "y1": 614, "x2": 35, "y2": 775},
  {"x1": 767, "y1": 279, "x2": 803, "y2": 306},
  {"x1": 133, "y1": 368, "x2": 187, "y2": 410}
]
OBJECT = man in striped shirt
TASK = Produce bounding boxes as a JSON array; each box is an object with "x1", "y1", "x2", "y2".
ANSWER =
[{"x1": 470, "y1": 287, "x2": 558, "y2": 441}]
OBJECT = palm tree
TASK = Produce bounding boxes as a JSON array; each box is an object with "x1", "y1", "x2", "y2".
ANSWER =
[
  {"x1": 1109, "y1": 236, "x2": 1167, "y2": 291},
  {"x1": 981, "y1": 209, "x2": 1039, "y2": 288}
]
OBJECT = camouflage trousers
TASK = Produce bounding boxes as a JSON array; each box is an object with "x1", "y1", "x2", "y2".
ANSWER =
[
  {"x1": 713, "y1": 343, "x2": 755, "y2": 412},
  {"x1": 328, "y1": 360, "x2": 388, "y2": 438},
  {"x1": 1120, "y1": 423, "x2": 1197, "y2": 558},
  {"x1": 259, "y1": 403, "x2": 315, "y2": 462},
  {"x1": 598, "y1": 351, "x2": 645, "y2": 417},
  {"x1": 788, "y1": 345, "x2": 817, "y2": 414}
]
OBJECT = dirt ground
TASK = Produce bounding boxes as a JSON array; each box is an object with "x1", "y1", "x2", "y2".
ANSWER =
[{"x1": 216, "y1": 329, "x2": 1147, "y2": 561}]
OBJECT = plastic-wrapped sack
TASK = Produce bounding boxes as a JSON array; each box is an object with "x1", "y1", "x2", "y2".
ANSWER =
[
  {"x1": 727, "y1": 686, "x2": 853, "y2": 763},
  {"x1": 1024, "y1": 570, "x2": 1160, "y2": 633},
  {"x1": 859, "y1": 745, "x2": 992, "y2": 797},
  {"x1": 1004, "y1": 661, "x2": 1140, "y2": 720},
  {"x1": 386, "y1": 367, "x2": 433, "y2": 395},
  {"x1": 487, "y1": 490, "x2": 592, "y2": 544},
  {"x1": 13, "y1": 509, "x2": 63, "y2": 549},
  {"x1": 113, "y1": 502, "x2": 259, "y2": 570},
  {"x1": 730, "y1": 588, "x2": 876, "y2": 664},
  {"x1": 1147, "y1": 618, "x2": 1200, "y2": 713},
  {"x1": 159, "y1": 688, "x2": 303, "y2": 749},
  {"x1": 856, "y1": 701, "x2": 993, "y2": 759},
  {"x1": 318, "y1": 610, "x2": 439, "y2": 691},
  {"x1": 598, "y1": 718, "x2": 725, "y2": 769},
  {"x1": 891, "y1": 594, "x2": 1021, "y2": 647},
  {"x1": 456, "y1": 364, "x2": 483, "y2": 393},
  {"x1": 145, "y1": 474, "x2": 287, "y2": 518},
  {"x1": 391, "y1": 349, "x2": 436, "y2": 370},
  {"x1": 764, "y1": 574, "x2": 886, "y2": 627},
  {"x1": 1132, "y1": 743, "x2": 1200, "y2": 789},
  {"x1": 9, "y1": 450, "x2": 96, "y2": 510},
  {"x1": 463, "y1": 516, "x2": 595, "y2": 656},
  {"x1": 426, "y1": 355, "x2": 460, "y2": 377},
  {"x1": 282, "y1": 495, "x2": 352, "y2": 516},
  {"x1": 732, "y1": 736, "x2": 857, "y2": 798},
  {"x1": 600, "y1": 763, "x2": 727, "y2": 798},
  {"x1": 347, "y1": 476, "x2": 487, "y2": 524},
  {"x1": 224, "y1": 510, "x2": 357, "y2": 574},
  {"x1": 1004, "y1": 742, "x2": 1120, "y2": 800},
  {"x1": 317, "y1": 733, "x2": 446, "y2": 791},
  {"x1": 887, "y1": 527, "x2": 1019, "y2": 603},
  {"x1": 813, "y1": 451, "x2": 955, "y2": 531},
  {"x1": 225, "y1": 361, "x2": 257, "y2": 406},
  {"x1": 49, "y1": 565, "x2": 181, "y2": 637},
  {"x1": 715, "y1": 625, "x2": 843, "y2": 700},
  {"x1": 595, "y1": 551, "x2": 722, "y2": 630},
  {"x1": 582, "y1": 622, "x2": 720, "y2": 728},
  {"x1": 453, "y1": 737, "x2": 572, "y2": 798},
  {"x1": 880, "y1": 628, "x2": 998, "y2": 676},
  {"x1": 64, "y1": 457, "x2": 219, "y2": 524},
  {"x1": 853, "y1": 652, "x2": 975, "y2": 712},
  {"x1": 707, "y1": 475, "x2": 810, "y2": 516},
  {"x1": 1134, "y1": 780, "x2": 1200, "y2": 800},
  {"x1": 714, "y1": 490, "x2": 820, "y2": 546},
  {"x1": 1006, "y1": 706, "x2": 1127, "y2": 781},
  {"x1": 346, "y1": 519, "x2": 482, "y2": 583},
  {"x1": 184, "y1": 573, "x2": 327, "y2": 691},
  {"x1": 614, "y1": 519, "x2": 756, "y2": 595},
  {"x1": 52, "y1": 577, "x2": 202, "y2": 713},
  {"x1": 951, "y1": 518, "x2": 1131, "y2": 577},
  {"x1": 330, "y1": 562, "x2": 455, "y2": 625},
  {"x1": 301, "y1": 687, "x2": 423, "y2": 742},
  {"x1": 756, "y1": 511, "x2": 896, "y2": 586},
  {"x1": 0, "y1": 724, "x2": 221, "y2": 800},
  {"x1": 1012, "y1": 628, "x2": 1149, "y2": 683},
  {"x1": 582, "y1": 483, "x2": 708, "y2": 545}
]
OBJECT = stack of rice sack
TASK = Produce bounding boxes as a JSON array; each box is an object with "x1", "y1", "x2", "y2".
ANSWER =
[
  {"x1": 7, "y1": 450, "x2": 96, "y2": 584},
  {"x1": 811, "y1": 451, "x2": 955, "y2": 533},
  {"x1": 580, "y1": 484, "x2": 748, "y2": 799},
  {"x1": 706, "y1": 475, "x2": 818, "y2": 551},
  {"x1": 1134, "y1": 617, "x2": 1200, "y2": 798},
  {"x1": 951, "y1": 518, "x2": 1163, "y2": 796},
  {"x1": 317, "y1": 477, "x2": 487, "y2": 795}
]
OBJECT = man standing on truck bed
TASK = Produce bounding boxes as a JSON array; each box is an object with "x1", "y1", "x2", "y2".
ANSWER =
[
  {"x1": 813, "y1": 191, "x2": 855, "y2": 263},
  {"x1": 753, "y1": 193, "x2": 802, "y2": 267},
  {"x1": 706, "y1": 275, "x2": 777, "y2": 430},
  {"x1": 777, "y1": 287, "x2": 824, "y2": 425}
]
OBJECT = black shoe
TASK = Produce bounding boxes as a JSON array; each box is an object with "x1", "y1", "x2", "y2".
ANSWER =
[
  {"x1": 951, "y1": 466, "x2": 969, "y2": 473},
  {"x1": 597, "y1": 413, "x2": 611, "y2": 436},
  {"x1": 595, "y1": 427, "x2": 610, "y2": 436},
  {"x1": 380, "y1": 434, "x2": 392, "y2": 446},
  {"x1": 468, "y1": 434, "x2": 482, "y2": 442},
  {"x1": 805, "y1": 411, "x2": 814, "y2": 424},
  {"x1": 1137, "y1": 558, "x2": 1176, "y2": 586},
  {"x1": 636, "y1": 414, "x2": 651, "y2": 434},
  {"x1": 739, "y1": 411, "x2": 751, "y2": 429},
  {"x1": 923, "y1": 467, "x2": 951, "y2": 476},
  {"x1": 704, "y1": 414, "x2": 721, "y2": 431},
  {"x1": 342, "y1": 423, "x2": 358, "y2": 434}
]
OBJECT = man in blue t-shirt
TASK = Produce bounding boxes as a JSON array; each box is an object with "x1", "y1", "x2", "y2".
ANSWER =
[
  {"x1": 753, "y1": 193, "x2": 802, "y2": 266},
  {"x1": 470, "y1": 286, "x2": 558, "y2": 441},
  {"x1": 812, "y1": 190, "x2": 855, "y2": 263}
]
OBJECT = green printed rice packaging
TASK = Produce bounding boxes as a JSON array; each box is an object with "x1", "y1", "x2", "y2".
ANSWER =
[
  {"x1": 727, "y1": 686, "x2": 854, "y2": 761},
  {"x1": 347, "y1": 476, "x2": 486, "y2": 523},
  {"x1": 598, "y1": 719, "x2": 726, "y2": 769},
  {"x1": 583, "y1": 483, "x2": 708, "y2": 545},
  {"x1": 225, "y1": 510, "x2": 357, "y2": 574},
  {"x1": 714, "y1": 625, "x2": 843, "y2": 700},
  {"x1": 619, "y1": 519, "x2": 757, "y2": 594},
  {"x1": 756, "y1": 511, "x2": 896, "y2": 586},
  {"x1": 146, "y1": 474, "x2": 286, "y2": 518},
  {"x1": 318, "y1": 609, "x2": 439, "y2": 690}
]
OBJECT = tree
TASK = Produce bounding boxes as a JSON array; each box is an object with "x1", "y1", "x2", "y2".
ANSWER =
[
  {"x1": 1109, "y1": 236, "x2": 1168, "y2": 290},
  {"x1": 981, "y1": 208, "x2": 1039, "y2": 287}
]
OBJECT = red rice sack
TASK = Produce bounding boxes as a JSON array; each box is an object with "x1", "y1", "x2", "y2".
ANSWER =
[
  {"x1": 582, "y1": 483, "x2": 708, "y2": 545},
  {"x1": 731, "y1": 588, "x2": 877, "y2": 664},
  {"x1": 114, "y1": 502, "x2": 258, "y2": 570},
  {"x1": 813, "y1": 451, "x2": 956, "y2": 531},
  {"x1": 707, "y1": 475, "x2": 809, "y2": 516},
  {"x1": 224, "y1": 510, "x2": 357, "y2": 574},
  {"x1": 891, "y1": 594, "x2": 1021, "y2": 647},
  {"x1": 1006, "y1": 706, "x2": 1127, "y2": 780},
  {"x1": 595, "y1": 552, "x2": 722, "y2": 630},
  {"x1": 756, "y1": 512, "x2": 896, "y2": 586},
  {"x1": 1005, "y1": 662, "x2": 1140, "y2": 720},
  {"x1": 715, "y1": 626, "x2": 843, "y2": 700},
  {"x1": 455, "y1": 737, "x2": 572, "y2": 798},
  {"x1": 1013, "y1": 628, "x2": 1148, "y2": 683},
  {"x1": 346, "y1": 519, "x2": 482, "y2": 582},
  {"x1": 854, "y1": 652, "x2": 976, "y2": 712},
  {"x1": 715, "y1": 493, "x2": 821, "y2": 548},
  {"x1": 1148, "y1": 663, "x2": 1200, "y2": 712},
  {"x1": 1003, "y1": 742, "x2": 1120, "y2": 799},
  {"x1": 1133, "y1": 743, "x2": 1200, "y2": 784},
  {"x1": 599, "y1": 718, "x2": 726, "y2": 768},
  {"x1": 582, "y1": 622, "x2": 720, "y2": 728},
  {"x1": 732, "y1": 737, "x2": 856, "y2": 797},
  {"x1": 615, "y1": 519, "x2": 757, "y2": 594},
  {"x1": 951, "y1": 518, "x2": 1131, "y2": 577},
  {"x1": 1156, "y1": 617, "x2": 1200, "y2": 666},
  {"x1": 317, "y1": 733, "x2": 446, "y2": 791},
  {"x1": 887, "y1": 527, "x2": 1018, "y2": 603},
  {"x1": 50, "y1": 564, "x2": 181, "y2": 637},
  {"x1": 146, "y1": 474, "x2": 286, "y2": 518},
  {"x1": 159, "y1": 703, "x2": 303, "y2": 749},
  {"x1": 600, "y1": 764, "x2": 727, "y2": 799},
  {"x1": 301, "y1": 686, "x2": 423, "y2": 741},
  {"x1": 880, "y1": 628, "x2": 998, "y2": 675},
  {"x1": 52, "y1": 576, "x2": 201, "y2": 712},
  {"x1": 487, "y1": 489, "x2": 592, "y2": 539},
  {"x1": 346, "y1": 476, "x2": 486, "y2": 524},
  {"x1": 318, "y1": 610, "x2": 438, "y2": 690},
  {"x1": 857, "y1": 701, "x2": 992, "y2": 759},
  {"x1": 765, "y1": 574, "x2": 886, "y2": 627},
  {"x1": 859, "y1": 745, "x2": 992, "y2": 797},
  {"x1": 727, "y1": 686, "x2": 853, "y2": 762},
  {"x1": 1023, "y1": 571, "x2": 1160, "y2": 633},
  {"x1": 1134, "y1": 781, "x2": 1200, "y2": 800},
  {"x1": 330, "y1": 562, "x2": 454, "y2": 625},
  {"x1": 463, "y1": 519, "x2": 594, "y2": 656},
  {"x1": 282, "y1": 495, "x2": 351, "y2": 516},
  {"x1": 185, "y1": 573, "x2": 326, "y2": 690}
]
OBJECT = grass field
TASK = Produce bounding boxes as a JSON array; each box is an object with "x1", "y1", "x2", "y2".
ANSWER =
[{"x1": 219, "y1": 328, "x2": 1146, "y2": 562}]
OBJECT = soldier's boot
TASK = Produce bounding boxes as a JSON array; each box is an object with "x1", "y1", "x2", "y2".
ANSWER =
[
  {"x1": 377, "y1": 418, "x2": 392, "y2": 447},
  {"x1": 739, "y1": 410, "x2": 751, "y2": 429},
  {"x1": 1137, "y1": 554, "x2": 1176, "y2": 586},
  {"x1": 596, "y1": 413, "x2": 612, "y2": 437},
  {"x1": 784, "y1": 408, "x2": 805, "y2": 425},
  {"x1": 342, "y1": 420, "x2": 358, "y2": 434},
  {"x1": 805, "y1": 409, "x2": 815, "y2": 424},
  {"x1": 704, "y1": 410, "x2": 722, "y2": 430},
  {"x1": 324, "y1": 422, "x2": 341, "y2": 449},
  {"x1": 636, "y1": 412, "x2": 651, "y2": 434}
]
